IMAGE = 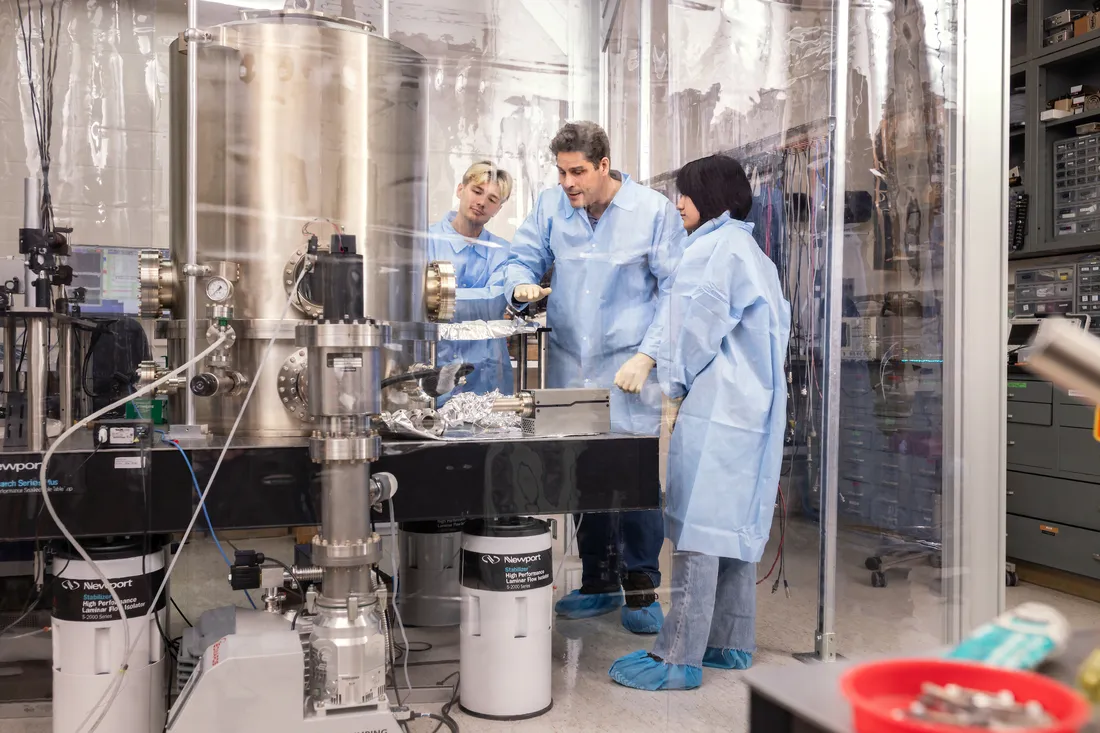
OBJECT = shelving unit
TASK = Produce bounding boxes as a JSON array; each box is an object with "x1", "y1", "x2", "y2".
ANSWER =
[{"x1": 1009, "y1": 0, "x2": 1100, "y2": 260}]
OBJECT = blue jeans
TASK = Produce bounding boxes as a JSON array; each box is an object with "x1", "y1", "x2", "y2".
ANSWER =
[
  {"x1": 575, "y1": 510, "x2": 663, "y2": 591},
  {"x1": 652, "y1": 551, "x2": 756, "y2": 668}
]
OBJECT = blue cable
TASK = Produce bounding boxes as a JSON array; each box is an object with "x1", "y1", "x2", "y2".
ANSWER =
[{"x1": 157, "y1": 430, "x2": 257, "y2": 609}]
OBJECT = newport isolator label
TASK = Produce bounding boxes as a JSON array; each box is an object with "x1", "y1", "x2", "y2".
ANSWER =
[
  {"x1": 462, "y1": 549, "x2": 552, "y2": 592},
  {"x1": 53, "y1": 568, "x2": 167, "y2": 622}
]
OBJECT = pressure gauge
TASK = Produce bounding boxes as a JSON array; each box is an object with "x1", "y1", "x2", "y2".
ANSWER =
[{"x1": 205, "y1": 276, "x2": 233, "y2": 303}]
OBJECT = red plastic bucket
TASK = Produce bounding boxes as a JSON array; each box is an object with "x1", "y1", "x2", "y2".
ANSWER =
[{"x1": 839, "y1": 658, "x2": 1092, "y2": 733}]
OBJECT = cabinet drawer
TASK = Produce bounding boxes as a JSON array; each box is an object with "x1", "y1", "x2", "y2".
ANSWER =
[
  {"x1": 1057, "y1": 402, "x2": 1093, "y2": 429},
  {"x1": 1057, "y1": 427, "x2": 1100, "y2": 477},
  {"x1": 1007, "y1": 471, "x2": 1100, "y2": 532},
  {"x1": 1006, "y1": 402, "x2": 1052, "y2": 426},
  {"x1": 1006, "y1": 423, "x2": 1058, "y2": 469},
  {"x1": 1006, "y1": 380, "x2": 1052, "y2": 404},
  {"x1": 1006, "y1": 513, "x2": 1100, "y2": 581},
  {"x1": 840, "y1": 429, "x2": 873, "y2": 451}
]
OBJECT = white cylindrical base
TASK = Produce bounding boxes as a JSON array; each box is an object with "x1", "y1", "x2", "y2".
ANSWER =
[
  {"x1": 459, "y1": 518, "x2": 552, "y2": 720},
  {"x1": 51, "y1": 544, "x2": 167, "y2": 733},
  {"x1": 396, "y1": 520, "x2": 465, "y2": 627}
]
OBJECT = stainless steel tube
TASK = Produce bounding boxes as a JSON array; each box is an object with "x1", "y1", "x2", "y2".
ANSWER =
[
  {"x1": 26, "y1": 319, "x2": 47, "y2": 451},
  {"x1": 320, "y1": 463, "x2": 374, "y2": 600},
  {"x1": 22, "y1": 178, "x2": 38, "y2": 308},
  {"x1": 517, "y1": 333, "x2": 529, "y2": 391},
  {"x1": 3, "y1": 320, "x2": 16, "y2": 393},
  {"x1": 184, "y1": 14, "x2": 199, "y2": 426},
  {"x1": 536, "y1": 329, "x2": 549, "y2": 389},
  {"x1": 57, "y1": 320, "x2": 73, "y2": 428}
]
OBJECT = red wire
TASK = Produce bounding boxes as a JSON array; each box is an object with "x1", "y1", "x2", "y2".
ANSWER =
[{"x1": 758, "y1": 483, "x2": 787, "y2": 585}]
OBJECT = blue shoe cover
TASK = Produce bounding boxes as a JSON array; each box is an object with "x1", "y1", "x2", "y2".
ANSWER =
[
  {"x1": 608, "y1": 650, "x2": 702, "y2": 691},
  {"x1": 554, "y1": 589, "x2": 622, "y2": 619},
  {"x1": 702, "y1": 647, "x2": 753, "y2": 670},
  {"x1": 621, "y1": 601, "x2": 664, "y2": 634}
]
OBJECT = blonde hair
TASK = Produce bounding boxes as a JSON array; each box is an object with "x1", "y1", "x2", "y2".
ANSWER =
[{"x1": 462, "y1": 160, "x2": 513, "y2": 202}]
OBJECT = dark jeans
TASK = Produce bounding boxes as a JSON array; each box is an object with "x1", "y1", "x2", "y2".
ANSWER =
[{"x1": 574, "y1": 509, "x2": 663, "y2": 591}]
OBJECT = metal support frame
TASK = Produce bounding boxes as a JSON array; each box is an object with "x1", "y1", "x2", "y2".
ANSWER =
[
  {"x1": 795, "y1": 0, "x2": 850, "y2": 666},
  {"x1": 942, "y1": 0, "x2": 1008, "y2": 642},
  {"x1": 183, "y1": 3, "x2": 200, "y2": 428},
  {"x1": 639, "y1": 0, "x2": 652, "y2": 181}
]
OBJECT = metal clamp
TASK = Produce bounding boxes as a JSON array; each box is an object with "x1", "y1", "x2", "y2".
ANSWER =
[
  {"x1": 308, "y1": 433, "x2": 381, "y2": 464},
  {"x1": 138, "y1": 250, "x2": 176, "y2": 318},
  {"x1": 310, "y1": 533, "x2": 382, "y2": 568},
  {"x1": 425, "y1": 261, "x2": 456, "y2": 322},
  {"x1": 295, "y1": 321, "x2": 388, "y2": 349}
]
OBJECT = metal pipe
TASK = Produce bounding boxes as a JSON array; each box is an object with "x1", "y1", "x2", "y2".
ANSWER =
[
  {"x1": 25, "y1": 319, "x2": 47, "y2": 451},
  {"x1": 57, "y1": 320, "x2": 73, "y2": 429},
  {"x1": 536, "y1": 329, "x2": 549, "y2": 390},
  {"x1": 811, "y1": 0, "x2": 852, "y2": 664},
  {"x1": 320, "y1": 463, "x2": 374, "y2": 600},
  {"x1": 22, "y1": 178, "x2": 38, "y2": 308},
  {"x1": 382, "y1": 0, "x2": 389, "y2": 38},
  {"x1": 183, "y1": 15, "x2": 200, "y2": 426},
  {"x1": 3, "y1": 320, "x2": 16, "y2": 393},
  {"x1": 517, "y1": 333, "x2": 529, "y2": 391},
  {"x1": 490, "y1": 393, "x2": 533, "y2": 418}
]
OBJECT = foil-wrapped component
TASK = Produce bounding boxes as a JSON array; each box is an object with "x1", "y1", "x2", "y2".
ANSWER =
[
  {"x1": 438, "y1": 391, "x2": 522, "y2": 430},
  {"x1": 378, "y1": 409, "x2": 448, "y2": 440},
  {"x1": 438, "y1": 319, "x2": 539, "y2": 341}
]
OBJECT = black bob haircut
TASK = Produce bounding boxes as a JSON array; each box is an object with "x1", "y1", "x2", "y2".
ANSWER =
[{"x1": 675, "y1": 155, "x2": 753, "y2": 223}]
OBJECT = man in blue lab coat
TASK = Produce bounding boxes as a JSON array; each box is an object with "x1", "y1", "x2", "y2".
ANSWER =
[{"x1": 503, "y1": 122, "x2": 686, "y2": 634}]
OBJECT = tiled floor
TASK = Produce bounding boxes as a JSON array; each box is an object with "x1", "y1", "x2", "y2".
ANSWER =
[{"x1": 2, "y1": 519, "x2": 1098, "y2": 733}]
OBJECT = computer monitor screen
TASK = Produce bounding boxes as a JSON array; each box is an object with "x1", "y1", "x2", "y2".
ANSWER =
[
  {"x1": 1008, "y1": 321, "x2": 1039, "y2": 347},
  {"x1": 69, "y1": 246, "x2": 169, "y2": 315}
]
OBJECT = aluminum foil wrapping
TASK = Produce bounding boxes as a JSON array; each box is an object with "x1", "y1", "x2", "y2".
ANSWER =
[
  {"x1": 438, "y1": 319, "x2": 539, "y2": 341},
  {"x1": 378, "y1": 409, "x2": 448, "y2": 440},
  {"x1": 438, "y1": 391, "x2": 522, "y2": 430}
]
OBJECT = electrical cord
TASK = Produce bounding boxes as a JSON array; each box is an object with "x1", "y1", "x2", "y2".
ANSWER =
[
  {"x1": 38, "y1": 334, "x2": 226, "y2": 733},
  {"x1": 157, "y1": 430, "x2": 256, "y2": 610},
  {"x1": 171, "y1": 598, "x2": 193, "y2": 628},
  {"x1": 387, "y1": 499, "x2": 412, "y2": 695},
  {"x1": 74, "y1": 266, "x2": 309, "y2": 733}
]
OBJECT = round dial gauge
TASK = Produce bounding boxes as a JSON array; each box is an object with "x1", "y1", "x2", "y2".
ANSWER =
[{"x1": 205, "y1": 276, "x2": 233, "y2": 302}]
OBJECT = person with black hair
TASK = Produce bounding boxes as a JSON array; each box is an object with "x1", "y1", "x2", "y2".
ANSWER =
[
  {"x1": 503, "y1": 121, "x2": 687, "y2": 635},
  {"x1": 609, "y1": 155, "x2": 791, "y2": 691}
]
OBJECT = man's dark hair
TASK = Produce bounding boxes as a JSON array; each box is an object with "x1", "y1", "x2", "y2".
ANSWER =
[
  {"x1": 549, "y1": 122, "x2": 611, "y2": 167},
  {"x1": 675, "y1": 154, "x2": 753, "y2": 223}
]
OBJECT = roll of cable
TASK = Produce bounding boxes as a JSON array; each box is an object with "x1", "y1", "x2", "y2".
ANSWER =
[
  {"x1": 459, "y1": 517, "x2": 553, "y2": 720},
  {"x1": 51, "y1": 538, "x2": 168, "y2": 733}
]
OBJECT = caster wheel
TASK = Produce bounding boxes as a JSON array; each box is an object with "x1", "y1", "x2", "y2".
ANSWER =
[
  {"x1": 871, "y1": 571, "x2": 887, "y2": 588},
  {"x1": 1006, "y1": 571, "x2": 1019, "y2": 587},
  {"x1": 865, "y1": 556, "x2": 882, "y2": 571},
  {"x1": 929, "y1": 553, "x2": 943, "y2": 569}
]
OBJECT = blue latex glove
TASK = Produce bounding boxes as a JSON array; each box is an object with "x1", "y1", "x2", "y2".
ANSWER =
[{"x1": 608, "y1": 650, "x2": 702, "y2": 691}]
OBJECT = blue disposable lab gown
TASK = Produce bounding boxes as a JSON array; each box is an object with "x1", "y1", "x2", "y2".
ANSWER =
[
  {"x1": 427, "y1": 212, "x2": 513, "y2": 397},
  {"x1": 658, "y1": 213, "x2": 791, "y2": 561},
  {"x1": 502, "y1": 175, "x2": 686, "y2": 435}
]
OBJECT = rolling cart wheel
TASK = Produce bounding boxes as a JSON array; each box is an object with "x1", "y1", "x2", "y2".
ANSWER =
[
  {"x1": 865, "y1": 556, "x2": 882, "y2": 571},
  {"x1": 871, "y1": 571, "x2": 887, "y2": 588},
  {"x1": 929, "y1": 553, "x2": 943, "y2": 569},
  {"x1": 1006, "y1": 570, "x2": 1019, "y2": 587}
]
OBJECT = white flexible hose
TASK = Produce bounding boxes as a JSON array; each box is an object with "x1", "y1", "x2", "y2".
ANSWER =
[
  {"x1": 37, "y1": 333, "x2": 230, "y2": 692},
  {"x1": 76, "y1": 266, "x2": 309, "y2": 733}
]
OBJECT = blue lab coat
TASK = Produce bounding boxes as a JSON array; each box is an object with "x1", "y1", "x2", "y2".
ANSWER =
[
  {"x1": 658, "y1": 213, "x2": 791, "y2": 561},
  {"x1": 502, "y1": 174, "x2": 686, "y2": 435},
  {"x1": 427, "y1": 212, "x2": 513, "y2": 397}
]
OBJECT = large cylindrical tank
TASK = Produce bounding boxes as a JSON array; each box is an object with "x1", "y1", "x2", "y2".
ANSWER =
[
  {"x1": 459, "y1": 518, "x2": 553, "y2": 720},
  {"x1": 51, "y1": 541, "x2": 167, "y2": 733},
  {"x1": 167, "y1": 11, "x2": 431, "y2": 436}
]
